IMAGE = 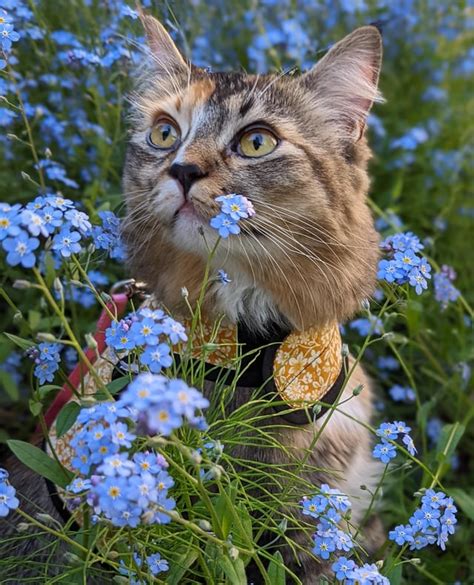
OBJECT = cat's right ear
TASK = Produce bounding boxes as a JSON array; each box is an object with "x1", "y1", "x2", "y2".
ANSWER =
[{"x1": 137, "y1": 9, "x2": 188, "y2": 74}]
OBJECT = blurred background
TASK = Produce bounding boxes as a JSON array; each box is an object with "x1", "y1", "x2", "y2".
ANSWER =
[{"x1": 0, "y1": 1, "x2": 472, "y2": 581}]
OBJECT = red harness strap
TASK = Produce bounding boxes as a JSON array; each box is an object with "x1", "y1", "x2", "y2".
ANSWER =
[{"x1": 43, "y1": 293, "x2": 129, "y2": 428}]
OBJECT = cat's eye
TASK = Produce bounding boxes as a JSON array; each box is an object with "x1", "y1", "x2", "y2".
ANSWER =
[
  {"x1": 238, "y1": 128, "x2": 278, "y2": 158},
  {"x1": 148, "y1": 119, "x2": 180, "y2": 150}
]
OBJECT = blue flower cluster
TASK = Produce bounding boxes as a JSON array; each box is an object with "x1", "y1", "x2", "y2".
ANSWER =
[
  {"x1": 301, "y1": 484, "x2": 388, "y2": 584},
  {"x1": 119, "y1": 551, "x2": 169, "y2": 584},
  {"x1": 349, "y1": 315, "x2": 383, "y2": 337},
  {"x1": 210, "y1": 194, "x2": 255, "y2": 238},
  {"x1": 377, "y1": 232, "x2": 432, "y2": 295},
  {"x1": 373, "y1": 421, "x2": 417, "y2": 464},
  {"x1": 26, "y1": 342, "x2": 61, "y2": 384},
  {"x1": 0, "y1": 9, "x2": 20, "y2": 70},
  {"x1": 67, "y1": 374, "x2": 209, "y2": 529},
  {"x1": 0, "y1": 197, "x2": 124, "y2": 270},
  {"x1": 106, "y1": 307, "x2": 187, "y2": 374},
  {"x1": 0, "y1": 467, "x2": 19, "y2": 517},
  {"x1": 301, "y1": 484, "x2": 354, "y2": 560},
  {"x1": 119, "y1": 374, "x2": 209, "y2": 436},
  {"x1": 433, "y1": 265, "x2": 460, "y2": 310},
  {"x1": 331, "y1": 557, "x2": 389, "y2": 584},
  {"x1": 388, "y1": 384, "x2": 416, "y2": 404},
  {"x1": 389, "y1": 489, "x2": 457, "y2": 551}
]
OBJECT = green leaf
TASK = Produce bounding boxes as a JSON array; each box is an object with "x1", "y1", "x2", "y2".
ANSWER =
[
  {"x1": 218, "y1": 556, "x2": 247, "y2": 585},
  {"x1": 3, "y1": 332, "x2": 34, "y2": 351},
  {"x1": 166, "y1": 547, "x2": 199, "y2": 585},
  {"x1": 106, "y1": 376, "x2": 131, "y2": 395},
  {"x1": 449, "y1": 488, "x2": 474, "y2": 521},
  {"x1": 0, "y1": 370, "x2": 19, "y2": 401},
  {"x1": 267, "y1": 551, "x2": 286, "y2": 585},
  {"x1": 7, "y1": 440, "x2": 73, "y2": 487},
  {"x1": 29, "y1": 399, "x2": 43, "y2": 416},
  {"x1": 56, "y1": 402, "x2": 81, "y2": 438},
  {"x1": 215, "y1": 481, "x2": 238, "y2": 539},
  {"x1": 43, "y1": 251, "x2": 57, "y2": 289},
  {"x1": 233, "y1": 502, "x2": 253, "y2": 550},
  {"x1": 385, "y1": 562, "x2": 402, "y2": 585},
  {"x1": 436, "y1": 423, "x2": 465, "y2": 464},
  {"x1": 38, "y1": 384, "x2": 63, "y2": 398}
]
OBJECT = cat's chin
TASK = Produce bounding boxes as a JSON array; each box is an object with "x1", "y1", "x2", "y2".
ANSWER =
[{"x1": 168, "y1": 213, "x2": 216, "y2": 256}]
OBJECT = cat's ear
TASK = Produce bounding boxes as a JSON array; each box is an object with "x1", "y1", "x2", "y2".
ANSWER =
[
  {"x1": 138, "y1": 9, "x2": 188, "y2": 74},
  {"x1": 301, "y1": 25, "x2": 383, "y2": 140}
]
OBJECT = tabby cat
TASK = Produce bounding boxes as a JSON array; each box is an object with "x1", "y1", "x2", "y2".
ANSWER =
[
  {"x1": 121, "y1": 12, "x2": 385, "y2": 583},
  {"x1": 0, "y1": 12, "x2": 384, "y2": 584}
]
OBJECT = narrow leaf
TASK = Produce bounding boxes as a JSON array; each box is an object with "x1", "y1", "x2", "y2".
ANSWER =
[
  {"x1": 56, "y1": 402, "x2": 81, "y2": 438},
  {"x1": 7, "y1": 440, "x2": 73, "y2": 487},
  {"x1": 267, "y1": 551, "x2": 286, "y2": 585},
  {"x1": 449, "y1": 488, "x2": 474, "y2": 521},
  {"x1": 3, "y1": 332, "x2": 34, "y2": 351},
  {"x1": 0, "y1": 370, "x2": 19, "y2": 401},
  {"x1": 106, "y1": 376, "x2": 131, "y2": 395},
  {"x1": 436, "y1": 423, "x2": 465, "y2": 464}
]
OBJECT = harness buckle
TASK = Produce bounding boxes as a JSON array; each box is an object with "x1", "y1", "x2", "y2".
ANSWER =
[{"x1": 109, "y1": 279, "x2": 149, "y2": 299}]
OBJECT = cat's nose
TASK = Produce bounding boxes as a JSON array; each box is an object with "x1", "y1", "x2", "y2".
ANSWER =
[{"x1": 169, "y1": 163, "x2": 207, "y2": 197}]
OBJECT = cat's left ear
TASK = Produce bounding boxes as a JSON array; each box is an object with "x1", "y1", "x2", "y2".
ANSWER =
[
  {"x1": 138, "y1": 9, "x2": 188, "y2": 74},
  {"x1": 301, "y1": 25, "x2": 383, "y2": 141}
]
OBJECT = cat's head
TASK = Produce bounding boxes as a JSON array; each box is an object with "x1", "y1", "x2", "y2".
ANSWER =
[{"x1": 123, "y1": 13, "x2": 383, "y2": 331}]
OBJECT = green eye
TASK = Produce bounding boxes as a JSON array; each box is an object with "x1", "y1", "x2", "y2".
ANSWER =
[
  {"x1": 148, "y1": 119, "x2": 180, "y2": 150},
  {"x1": 238, "y1": 129, "x2": 278, "y2": 158}
]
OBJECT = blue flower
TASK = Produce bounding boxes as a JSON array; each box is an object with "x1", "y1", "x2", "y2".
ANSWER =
[
  {"x1": 105, "y1": 321, "x2": 137, "y2": 351},
  {"x1": 408, "y1": 267, "x2": 428, "y2": 295},
  {"x1": 376, "y1": 422, "x2": 398, "y2": 440},
  {"x1": 331, "y1": 556, "x2": 356, "y2": 581},
  {"x1": 377, "y1": 259, "x2": 403, "y2": 283},
  {"x1": 210, "y1": 213, "x2": 240, "y2": 238},
  {"x1": 217, "y1": 269, "x2": 231, "y2": 284},
  {"x1": 110, "y1": 422, "x2": 136, "y2": 449},
  {"x1": 147, "y1": 553, "x2": 169, "y2": 575},
  {"x1": 164, "y1": 379, "x2": 209, "y2": 419},
  {"x1": 373, "y1": 440, "x2": 397, "y2": 464},
  {"x1": 388, "y1": 385, "x2": 416, "y2": 403},
  {"x1": 349, "y1": 316, "x2": 383, "y2": 336},
  {"x1": 0, "y1": 22, "x2": 20, "y2": 52},
  {"x1": 312, "y1": 533, "x2": 336, "y2": 560},
  {"x1": 0, "y1": 205, "x2": 21, "y2": 241},
  {"x1": 66, "y1": 478, "x2": 92, "y2": 494},
  {"x1": 2, "y1": 230, "x2": 40, "y2": 267},
  {"x1": 64, "y1": 208, "x2": 92, "y2": 234},
  {"x1": 348, "y1": 563, "x2": 390, "y2": 584},
  {"x1": 133, "y1": 451, "x2": 165, "y2": 474},
  {"x1": 139, "y1": 343, "x2": 173, "y2": 373},
  {"x1": 160, "y1": 317, "x2": 188, "y2": 344},
  {"x1": 215, "y1": 194, "x2": 255, "y2": 220},
  {"x1": 0, "y1": 482, "x2": 19, "y2": 517},
  {"x1": 434, "y1": 266, "x2": 460, "y2": 309},
  {"x1": 129, "y1": 317, "x2": 163, "y2": 346},
  {"x1": 389, "y1": 524, "x2": 414, "y2": 545},
  {"x1": 97, "y1": 453, "x2": 135, "y2": 478},
  {"x1": 38, "y1": 206, "x2": 63, "y2": 234},
  {"x1": 422, "y1": 489, "x2": 448, "y2": 509},
  {"x1": 52, "y1": 227, "x2": 82, "y2": 257},
  {"x1": 402, "y1": 433, "x2": 417, "y2": 456}
]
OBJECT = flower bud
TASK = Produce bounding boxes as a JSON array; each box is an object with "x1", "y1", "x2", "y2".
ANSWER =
[
  {"x1": 312, "y1": 404, "x2": 322, "y2": 416},
  {"x1": 12, "y1": 311, "x2": 23, "y2": 324},
  {"x1": 53, "y1": 277, "x2": 64, "y2": 297},
  {"x1": 341, "y1": 343, "x2": 349, "y2": 357},
  {"x1": 198, "y1": 519, "x2": 212, "y2": 532},
  {"x1": 229, "y1": 547, "x2": 239, "y2": 560},
  {"x1": 17, "y1": 522, "x2": 31, "y2": 532},
  {"x1": 35, "y1": 513, "x2": 61, "y2": 527},
  {"x1": 13, "y1": 280, "x2": 31, "y2": 290},
  {"x1": 37, "y1": 332, "x2": 58, "y2": 342},
  {"x1": 181, "y1": 287, "x2": 189, "y2": 298},
  {"x1": 100, "y1": 292, "x2": 112, "y2": 304},
  {"x1": 85, "y1": 333, "x2": 98, "y2": 350},
  {"x1": 44, "y1": 148, "x2": 52, "y2": 159},
  {"x1": 352, "y1": 384, "x2": 364, "y2": 396},
  {"x1": 361, "y1": 298, "x2": 371, "y2": 311}
]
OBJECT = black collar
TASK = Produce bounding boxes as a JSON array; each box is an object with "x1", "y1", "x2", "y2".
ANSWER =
[{"x1": 113, "y1": 321, "x2": 347, "y2": 426}]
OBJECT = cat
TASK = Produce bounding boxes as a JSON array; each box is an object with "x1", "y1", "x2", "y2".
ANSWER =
[
  {"x1": 0, "y1": 13, "x2": 384, "y2": 584},
  {"x1": 121, "y1": 12, "x2": 385, "y2": 584}
]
